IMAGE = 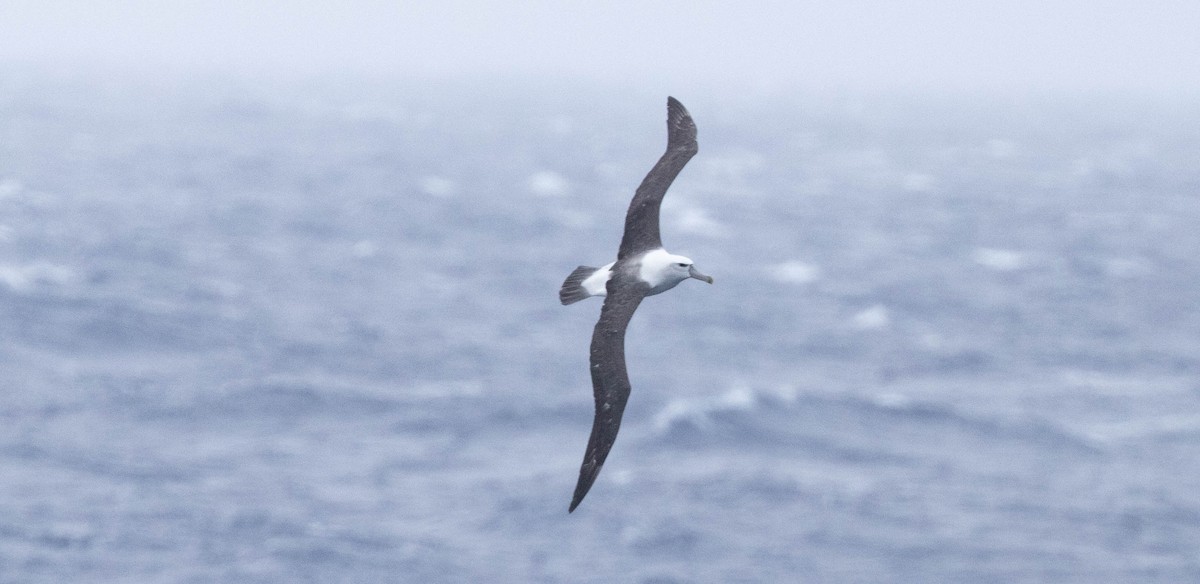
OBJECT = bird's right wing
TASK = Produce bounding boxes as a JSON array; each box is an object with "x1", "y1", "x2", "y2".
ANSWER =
[
  {"x1": 568, "y1": 277, "x2": 648, "y2": 512},
  {"x1": 616, "y1": 97, "x2": 698, "y2": 260}
]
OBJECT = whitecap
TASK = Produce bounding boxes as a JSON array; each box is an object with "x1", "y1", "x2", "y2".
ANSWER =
[
  {"x1": 352, "y1": 240, "x2": 377, "y2": 258},
  {"x1": 527, "y1": 170, "x2": 569, "y2": 197},
  {"x1": 665, "y1": 202, "x2": 726, "y2": 237},
  {"x1": 654, "y1": 385, "x2": 758, "y2": 432},
  {"x1": 418, "y1": 176, "x2": 456, "y2": 198},
  {"x1": 1084, "y1": 414, "x2": 1200, "y2": 443},
  {"x1": 972, "y1": 247, "x2": 1026, "y2": 271},
  {"x1": 0, "y1": 178, "x2": 22, "y2": 199},
  {"x1": 767, "y1": 260, "x2": 821, "y2": 285},
  {"x1": 852, "y1": 304, "x2": 890, "y2": 330},
  {"x1": 0, "y1": 262, "x2": 76, "y2": 293},
  {"x1": 872, "y1": 392, "x2": 912, "y2": 409}
]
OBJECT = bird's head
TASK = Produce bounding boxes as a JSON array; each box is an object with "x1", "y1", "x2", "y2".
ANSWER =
[
  {"x1": 665, "y1": 254, "x2": 714, "y2": 285},
  {"x1": 637, "y1": 249, "x2": 714, "y2": 292}
]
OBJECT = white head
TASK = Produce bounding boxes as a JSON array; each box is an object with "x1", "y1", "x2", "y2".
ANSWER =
[{"x1": 638, "y1": 249, "x2": 713, "y2": 294}]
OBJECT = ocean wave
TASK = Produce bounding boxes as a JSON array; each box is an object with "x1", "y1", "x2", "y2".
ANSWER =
[
  {"x1": 1082, "y1": 414, "x2": 1200, "y2": 443},
  {"x1": 646, "y1": 384, "x2": 1101, "y2": 459},
  {"x1": 0, "y1": 262, "x2": 76, "y2": 293}
]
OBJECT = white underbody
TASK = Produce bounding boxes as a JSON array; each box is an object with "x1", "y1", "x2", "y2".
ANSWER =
[{"x1": 580, "y1": 248, "x2": 694, "y2": 299}]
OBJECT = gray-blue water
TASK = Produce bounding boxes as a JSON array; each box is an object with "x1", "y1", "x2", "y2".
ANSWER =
[{"x1": 2, "y1": 73, "x2": 1200, "y2": 583}]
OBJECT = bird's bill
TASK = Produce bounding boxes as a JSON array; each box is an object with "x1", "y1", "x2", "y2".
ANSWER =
[{"x1": 688, "y1": 266, "x2": 714, "y2": 284}]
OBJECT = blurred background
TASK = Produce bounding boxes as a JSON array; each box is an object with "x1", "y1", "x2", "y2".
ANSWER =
[{"x1": 2, "y1": 2, "x2": 1200, "y2": 582}]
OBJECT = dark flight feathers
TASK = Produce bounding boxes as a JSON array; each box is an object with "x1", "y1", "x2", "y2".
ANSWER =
[
  {"x1": 569, "y1": 277, "x2": 647, "y2": 512},
  {"x1": 616, "y1": 97, "x2": 698, "y2": 260}
]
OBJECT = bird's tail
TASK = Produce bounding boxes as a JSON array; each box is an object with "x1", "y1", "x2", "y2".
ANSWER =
[{"x1": 559, "y1": 265, "x2": 599, "y2": 305}]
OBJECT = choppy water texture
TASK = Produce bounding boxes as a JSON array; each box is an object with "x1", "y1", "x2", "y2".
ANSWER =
[{"x1": 2, "y1": 73, "x2": 1200, "y2": 583}]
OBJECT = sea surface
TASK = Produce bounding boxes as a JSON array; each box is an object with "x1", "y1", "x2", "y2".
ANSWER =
[{"x1": 2, "y1": 72, "x2": 1199, "y2": 583}]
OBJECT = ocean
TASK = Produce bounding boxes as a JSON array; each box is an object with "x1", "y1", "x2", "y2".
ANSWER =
[{"x1": 2, "y1": 72, "x2": 1199, "y2": 582}]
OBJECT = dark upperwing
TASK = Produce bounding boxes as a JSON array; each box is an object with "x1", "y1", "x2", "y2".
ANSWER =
[
  {"x1": 569, "y1": 277, "x2": 648, "y2": 512},
  {"x1": 616, "y1": 97, "x2": 698, "y2": 260}
]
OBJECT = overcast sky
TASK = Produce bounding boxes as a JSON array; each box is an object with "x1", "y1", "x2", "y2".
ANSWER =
[{"x1": 3, "y1": 0, "x2": 1199, "y2": 95}]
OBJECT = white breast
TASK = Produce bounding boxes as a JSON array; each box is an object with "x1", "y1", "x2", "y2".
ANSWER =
[{"x1": 636, "y1": 249, "x2": 675, "y2": 287}]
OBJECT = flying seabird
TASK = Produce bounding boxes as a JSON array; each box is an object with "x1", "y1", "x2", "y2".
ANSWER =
[{"x1": 559, "y1": 97, "x2": 713, "y2": 513}]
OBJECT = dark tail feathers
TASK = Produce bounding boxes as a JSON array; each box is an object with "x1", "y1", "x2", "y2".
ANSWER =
[{"x1": 559, "y1": 265, "x2": 598, "y2": 305}]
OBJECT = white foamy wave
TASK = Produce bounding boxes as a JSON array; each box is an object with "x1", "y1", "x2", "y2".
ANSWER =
[
  {"x1": 527, "y1": 170, "x2": 569, "y2": 197},
  {"x1": 972, "y1": 247, "x2": 1026, "y2": 271},
  {"x1": 0, "y1": 262, "x2": 76, "y2": 292},
  {"x1": 871, "y1": 391, "x2": 913, "y2": 409},
  {"x1": 418, "y1": 176, "x2": 456, "y2": 197},
  {"x1": 768, "y1": 260, "x2": 821, "y2": 285},
  {"x1": 852, "y1": 304, "x2": 890, "y2": 330},
  {"x1": 666, "y1": 204, "x2": 727, "y2": 238},
  {"x1": 654, "y1": 385, "x2": 759, "y2": 432},
  {"x1": 1083, "y1": 414, "x2": 1200, "y2": 443},
  {"x1": 352, "y1": 240, "x2": 377, "y2": 258},
  {"x1": 0, "y1": 178, "x2": 22, "y2": 199},
  {"x1": 652, "y1": 384, "x2": 799, "y2": 434}
]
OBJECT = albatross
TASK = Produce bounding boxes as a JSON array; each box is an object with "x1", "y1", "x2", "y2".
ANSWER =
[{"x1": 559, "y1": 97, "x2": 713, "y2": 513}]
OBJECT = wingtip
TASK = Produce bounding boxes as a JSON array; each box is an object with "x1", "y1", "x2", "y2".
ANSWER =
[
  {"x1": 569, "y1": 480, "x2": 590, "y2": 512},
  {"x1": 568, "y1": 474, "x2": 592, "y2": 513},
  {"x1": 664, "y1": 96, "x2": 697, "y2": 149},
  {"x1": 666, "y1": 96, "x2": 688, "y2": 117}
]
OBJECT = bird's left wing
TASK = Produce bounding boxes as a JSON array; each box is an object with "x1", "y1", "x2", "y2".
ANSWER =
[
  {"x1": 617, "y1": 97, "x2": 698, "y2": 260},
  {"x1": 568, "y1": 277, "x2": 648, "y2": 512}
]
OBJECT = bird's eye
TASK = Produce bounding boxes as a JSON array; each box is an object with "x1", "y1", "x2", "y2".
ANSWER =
[{"x1": 676, "y1": 263, "x2": 688, "y2": 267}]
